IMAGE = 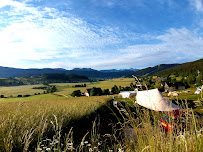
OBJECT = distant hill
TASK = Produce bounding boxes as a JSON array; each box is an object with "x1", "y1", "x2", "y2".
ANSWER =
[
  {"x1": 132, "y1": 64, "x2": 180, "y2": 77},
  {"x1": 155, "y1": 58, "x2": 203, "y2": 77},
  {"x1": 70, "y1": 68, "x2": 138, "y2": 78},
  {"x1": 0, "y1": 66, "x2": 67, "y2": 78},
  {"x1": 42, "y1": 73, "x2": 89, "y2": 83},
  {"x1": 0, "y1": 66, "x2": 137, "y2": 78}
]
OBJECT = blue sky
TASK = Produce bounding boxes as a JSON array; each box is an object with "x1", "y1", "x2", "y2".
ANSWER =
[{"x1": 0, "y1": 0, "x2": 203, "y2": 70}]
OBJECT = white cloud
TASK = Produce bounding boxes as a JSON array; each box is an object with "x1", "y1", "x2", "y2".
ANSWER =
[
  {"x1": 0, "y1": 0, "x2": 122, "y2": 67},
  {"x1": 36, "y1": 28, "x2": 203, "y2": 70},
  {"x1": 119, "y1": 28, "x2": 203, "y2": 68},
  {"x1": 189, "y1": 0, "x2": 203, "y2": 12},
  {"x1": 0, "y1": 0, "x2": 203, "y2": 70}
]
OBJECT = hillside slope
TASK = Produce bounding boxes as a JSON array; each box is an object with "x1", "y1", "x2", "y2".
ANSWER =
[
  {"x1": 132, "y1": 64, "x2": 180, "y2": 77},
  {"x1": 155, "y1": 58, "x2": 203, "y2": 77},
  {"x1": 0, "y1": 67, "x2": 137, "y2": 78}
]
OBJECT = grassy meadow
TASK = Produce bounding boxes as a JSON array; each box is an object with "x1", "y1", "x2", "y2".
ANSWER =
[
  {"x1": 0, "y1": 85, "x2": 45, "y2": 97},
  {"x1": 0, "y1": 78, "x2": 202, "y2": 151}
]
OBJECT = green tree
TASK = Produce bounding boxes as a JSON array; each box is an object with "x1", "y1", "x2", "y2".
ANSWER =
[
  {"x1": 111, "y1": 85, "x2": 119, "y2": 94},
  {"x1": 90, "y1": 88, "x2": 99, "y2": 96},
  {"x1": 103, "y1": 89, "x2": 110, "y2": 95},
  {"x1": 143, "y1": 80, "x2": 150, "y2": 88},
  {"x1": 187, "y1": 74, "x2": 196, "y2": 86},
  {"x1": 50, "y1": 85, "x2": 57, "y2": 93},
  {"x1": 196, "y1": 74, "x2": 203, "y2": 86},
  {"x1": 71, "y1": 90, "x2": 81, "y2": 97},
  {"x1": 155, "y1": 80, "x2": 163, "y2": 91},
  {"x1": 171, "y1": 78, "x2": 177, "y2": 83}
]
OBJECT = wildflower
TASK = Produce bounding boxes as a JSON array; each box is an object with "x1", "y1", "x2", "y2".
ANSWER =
[
  {"x1": 94, "y1": 146, "x2": 98, "y2": 149},
  {"x1": 87, "y1": 144, "x2": 91, "y2": 147},
  {"x1": 84, "y1": 141, "x2": 88, "y2": 144},
  {"x1": 43, "y1": 146, "x2": 47, "y2": 149},
  {"x1": 67, "y1": 142, "x2": 73, "y2": 146},
  {"x1": 37, "y1": 148, "x2": 42, "y2": 151},
  {"x1": 46, "y1": 148, "x2": 51, "y2": 151},
  {"x1": 118, "y1": 148, "x2": 124, "y2": 152}
]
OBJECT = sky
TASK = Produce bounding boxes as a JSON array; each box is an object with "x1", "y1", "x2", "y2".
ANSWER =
[{"x1": 0, "y1": 0, "x2": 203, "y2": 70}]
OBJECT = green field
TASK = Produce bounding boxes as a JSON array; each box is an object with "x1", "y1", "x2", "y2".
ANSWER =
[
  {"x1": 0, "y1": 78, "x2": 202, "y2": 151},
  {"x1": 0, "y1": 85, "x2": 44, "y2": 97}
]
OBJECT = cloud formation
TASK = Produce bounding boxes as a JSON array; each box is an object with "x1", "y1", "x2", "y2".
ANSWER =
[
  {"x1": 0, "y1": 0, "x2": 123, "y2": 67},
  {"x1": 119, "y1": 28, "x2": 203, "y2": 67},
  {"x1": 0, "y1": 0, "x2": 202, "y2": 69}
]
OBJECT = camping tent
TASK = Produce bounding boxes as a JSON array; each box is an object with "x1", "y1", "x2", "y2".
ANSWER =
[
  {"x1": 135, "y1": 88, "x2": 180, "y2": 111},
  {"x1": 118, "y1": 91, "x2": 136, "y2": 98}
]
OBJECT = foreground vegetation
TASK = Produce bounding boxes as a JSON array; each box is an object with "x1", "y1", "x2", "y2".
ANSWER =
[{"x1": 0, "y1": 78, "x2": 202, "y2": 151}]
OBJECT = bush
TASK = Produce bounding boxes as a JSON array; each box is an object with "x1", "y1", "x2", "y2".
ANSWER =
[
  {"x1": 73, "y1": 84, "x2": 87, "y2": 87},
  {"x1": 17, "y1": 95, "x2": 22, "y2": 97},
  {"x1": 103, "y1": 89, "x2": 110, "y2": 95},
  {"x1": 0, "y1": 95, "x2": 4, "y2": 98},
  {"x1": 111, "y1": 85, "x2": 119, "y2": 94},
  {"x1": 196, "y1": 74, "x2": 203, "y2": 85},
  {"x1": 90, "y1": 87, "x2": 102, "y2": 96},
  {"x1": 23, "y1": 94, "x2": 31, "y2": 97},
  {"x1": 71, "y1": 90, "x2": 81, "y2": 97}
]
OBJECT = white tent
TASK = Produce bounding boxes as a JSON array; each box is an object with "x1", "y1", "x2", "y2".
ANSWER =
[
  {"x1": 119, "y1": 91, "x2": 136, "y2": 98},
  {"x1": 135, "y1": 88, "x2": 180, "y2": 111}
]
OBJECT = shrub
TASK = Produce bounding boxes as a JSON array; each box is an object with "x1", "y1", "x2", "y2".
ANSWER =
[
  {"x1": 23, "y1": 94, "x2": 31, "y2": 97},
  {"x1": 71, "y1": 90, "x2": 81, "y2": 97},
  {"x1": 103, "y1": 89, "x2": 110, "y2": 95},
  {"x1": 90, "y1": 87, "x2": 102, "y2": 96},
  {"x1": 73, "y1": 84, "x2": 87, "y2": 87},
  {"x1": 17, "y1": 95, "x2": 22, "y2": 97},
  {"x1": 0, "y1": 95, "x2": 4, "y2": 98},
  {"x1": 111, "y1": 85, "x2": 119, "y2": 94}
]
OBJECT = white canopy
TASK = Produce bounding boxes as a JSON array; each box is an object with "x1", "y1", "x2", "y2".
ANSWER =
[
  {"x1": 119, "y1": 91, "x2": 136, "y2": 98},
  {"x1": 135, "y1": 88, "x2": 180, "y2": 111}
]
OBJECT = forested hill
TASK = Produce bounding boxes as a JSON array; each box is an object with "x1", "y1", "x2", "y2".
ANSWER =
[
  {"x1": 155, "y1": 58, "x2": 203, "y2": 77},
  {"x1": 42, "y1": 73, "x2": 89, "y2": 83},
  {"x1": 0, "y1": 66, "x2": 137, "y2": 78},
  {"x1": 132, "y1": 64, "x2": 180, "y2": 77}
]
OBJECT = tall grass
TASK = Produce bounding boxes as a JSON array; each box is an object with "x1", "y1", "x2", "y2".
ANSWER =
[
  {"x1": 119, "y1": 104, "x2": 203, "y2": 152},
  {"x1": 0, "y1": 96, "x2": 202, "y2": 151},
  {"x1": 0, "y1": 95, "x2": 109, "y2": 151},
  {"x1": 0, "y1": 78, "x2": 202, "y2": 151}
]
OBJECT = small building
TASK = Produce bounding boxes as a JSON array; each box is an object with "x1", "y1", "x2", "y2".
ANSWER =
[
  {"x1": 118, "y1": 91, "x2": 137, "y2": 98},
  {"x1": 164, "y1": 83, "x2": 176, "y2": 92},
  {"x1": 152, "y1": 77, "x2": 166, "y2": 83},
  {"x1": 84, "y1": 87, "x2": 102, "y2": 96},
  {"x1": 176, "y1": 82, "x2": 186, "y2": 90},
  {"x1": 164, "y1": 82, "x2": 186, "y2": 93}
]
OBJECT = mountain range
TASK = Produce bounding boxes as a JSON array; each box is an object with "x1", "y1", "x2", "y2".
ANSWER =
[
  {"x1": 0, "y1": 66, "x2": 138, "y2": 78},
  {"x1": 0, "y1": 58, "x2": 202, "y2": 79}
]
